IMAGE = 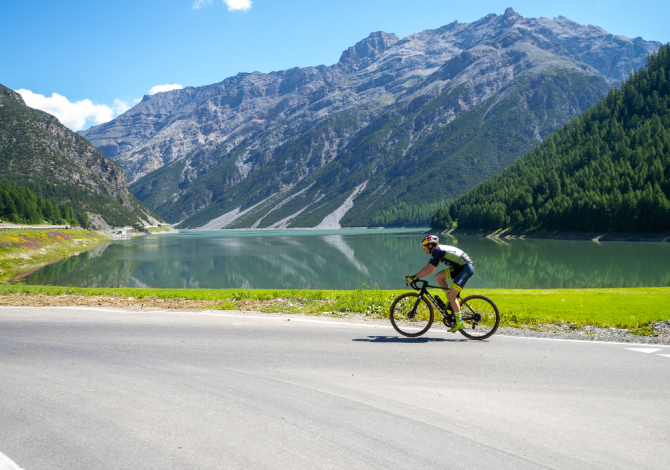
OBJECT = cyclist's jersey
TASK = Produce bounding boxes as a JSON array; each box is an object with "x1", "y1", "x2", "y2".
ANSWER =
[{"x1": 428, "y1": 244, "x2": 473, "y2": 274}]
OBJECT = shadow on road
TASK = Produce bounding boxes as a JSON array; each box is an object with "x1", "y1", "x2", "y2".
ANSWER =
[{"x1": 352, "y1": 335, "x2": 467, "y2": 343}]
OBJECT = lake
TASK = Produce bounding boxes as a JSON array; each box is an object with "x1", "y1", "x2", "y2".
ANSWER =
[{"x1": 20, "y1": 229, "x2": 670, "y2": 290}]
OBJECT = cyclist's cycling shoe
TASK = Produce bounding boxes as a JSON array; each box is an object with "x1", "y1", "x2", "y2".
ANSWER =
[{"x1": 448, "y1": 313, "x2": 465, "y2": 333}]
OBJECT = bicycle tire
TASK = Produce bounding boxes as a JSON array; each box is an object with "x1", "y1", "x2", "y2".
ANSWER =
[
  {"x1": 389, "y1": 292, "x2": 434, "y2": 337},
  {"x1": 458, "y1": 295, "x2": 500, "y2": 340}
]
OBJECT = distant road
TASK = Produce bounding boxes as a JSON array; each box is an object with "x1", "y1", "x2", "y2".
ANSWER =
[{"x1": 1, "y1": 307, "x2": 668, "y2": 469}]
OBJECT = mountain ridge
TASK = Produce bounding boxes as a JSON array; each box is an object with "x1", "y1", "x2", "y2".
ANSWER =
[{"x1": 81, "y1": 8, "x2": 660, "y2": 229}]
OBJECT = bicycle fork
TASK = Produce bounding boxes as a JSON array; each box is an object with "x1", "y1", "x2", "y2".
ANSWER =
[{"x1": 408, "y1": 295, "x2": 423, "y2": 319}]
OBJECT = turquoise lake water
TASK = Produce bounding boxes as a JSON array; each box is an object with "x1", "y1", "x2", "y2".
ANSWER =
[{"x1": 20, "y1": 229, "x2": 670, "y2": 290}]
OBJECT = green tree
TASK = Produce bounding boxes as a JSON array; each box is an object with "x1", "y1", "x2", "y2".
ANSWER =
[{"x1": 430, "y1": 206, "x2": 453, "y2": 230}]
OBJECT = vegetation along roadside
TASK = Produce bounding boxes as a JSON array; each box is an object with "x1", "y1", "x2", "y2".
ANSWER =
[
  {"x1": 1, "y1": 285, "x2": 668, "y2": 341},
  {"x1": 0, "y1": 229, "x2": 109, "y2": 281}
]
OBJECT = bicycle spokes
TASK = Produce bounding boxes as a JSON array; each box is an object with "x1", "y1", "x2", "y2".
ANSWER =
[
  {"x1": 457, "y1": 295, "x2": 500, "y2": 340},
  {"x1": 389, "y1": 293, "x2": 434, "y2": 337}
]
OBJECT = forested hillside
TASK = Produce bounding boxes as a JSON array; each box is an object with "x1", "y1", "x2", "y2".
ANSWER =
[
  {"x1": 0, "y1": 180, "x2": 88, "y2": 227},
  {"x1": 443, "y1": 45, "x2": 670, "y2": 234},
  {"x1": 0, "y1": 84, "x2": 159, "y2": 228}
]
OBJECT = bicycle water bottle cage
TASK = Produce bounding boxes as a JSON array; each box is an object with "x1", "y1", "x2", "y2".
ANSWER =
[{"x1": 435, "y1": 296, "x2": 447, "y2": 311}]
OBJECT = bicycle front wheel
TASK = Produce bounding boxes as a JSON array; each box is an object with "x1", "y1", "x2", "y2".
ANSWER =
[
  {"x1": 458, "y1": 295, "x2": 500, "y2": 340},
  {"x1": 389, "y1": 293, "x2": 434, "y2": 337}
]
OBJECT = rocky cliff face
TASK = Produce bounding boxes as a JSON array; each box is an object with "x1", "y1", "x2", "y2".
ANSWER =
[
  {"x1": 0, "y1": 84, "x2": 160, "y2": 228},
  {"x1": 81, "y1": 8, "x2": 660, "y2": 228}
]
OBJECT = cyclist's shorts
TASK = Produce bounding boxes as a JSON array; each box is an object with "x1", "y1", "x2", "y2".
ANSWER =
[{"x1": 450, "y1": 263, "x2": 474, "y2": 292}]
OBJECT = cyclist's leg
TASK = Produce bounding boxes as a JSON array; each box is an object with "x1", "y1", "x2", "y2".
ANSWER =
[
  {"x1": 447, "y1": 286, "x2": 461, "y2": 313},
  {"x1": 435, "y1": 269, "x2": 449, "y2": 292},
  {"x1": 448, "y1": 264, "x2": 474, "y2": 313}
]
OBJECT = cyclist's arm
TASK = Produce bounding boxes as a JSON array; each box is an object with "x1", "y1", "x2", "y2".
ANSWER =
[{"x1": 414, "y1": 263, "x2": 436, "y2": 279}]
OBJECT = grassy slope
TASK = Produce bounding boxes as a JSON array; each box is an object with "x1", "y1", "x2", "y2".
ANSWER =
[
  {"x1": 146, "y1": 226, "x2": 171, "y2": 233},
  {"x1": 0, "y1": 229, "x2": 108, "y2": 281},
  {"x1": 1, "y1": 284, "x2": 667, "y2": 331}
]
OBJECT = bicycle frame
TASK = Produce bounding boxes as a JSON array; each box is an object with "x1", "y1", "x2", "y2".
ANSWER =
[{"x1": 407, "y1": 279, "x2": 458, "y2": 316}]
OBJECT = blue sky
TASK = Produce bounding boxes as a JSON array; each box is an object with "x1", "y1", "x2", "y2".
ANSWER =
[{"x1": 3, "y1": 0, "x2": 668, "y2": 130}]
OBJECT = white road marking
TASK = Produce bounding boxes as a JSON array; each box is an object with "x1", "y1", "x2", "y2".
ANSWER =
[
  {"x1": 1, "y1": 306, "x2": 669, "y2": 347},
  {"x1": 0, "y1": 306, "x2": 136, "y2": 314},
  {"x1": 658, "y1": 354, "x2": 670, "y2": 358},
  {"x1": 625, "y1": 348, "x2": 664, "y2": 354},
  {"x1": 497, "y1": 334, "x2": 670, "y2": 347},
  {"x1": 0, "y1": 452, "x2": 25, "y2": 470}
]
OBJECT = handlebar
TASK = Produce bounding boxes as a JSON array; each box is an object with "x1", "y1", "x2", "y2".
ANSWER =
[{"x1": 407, "y1": 278, "x2": 441, "y2": 290}]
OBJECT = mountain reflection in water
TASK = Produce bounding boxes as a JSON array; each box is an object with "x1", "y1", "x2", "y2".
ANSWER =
[{"x1": 21, "y1": 230, "x2": 670, "y2": 289}]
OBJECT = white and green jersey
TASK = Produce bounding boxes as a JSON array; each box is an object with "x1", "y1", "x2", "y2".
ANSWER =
[{"x1": 428, "y1": 244, "x2": 473, "y2": 273}]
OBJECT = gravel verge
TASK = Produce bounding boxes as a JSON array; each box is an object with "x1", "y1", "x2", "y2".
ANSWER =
[{"x1": 496, "y1": 324, "x2": 670, "y2": 345}]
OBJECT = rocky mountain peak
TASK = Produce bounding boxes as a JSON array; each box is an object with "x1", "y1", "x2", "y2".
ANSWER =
[
  {"x1": 338, "y1": 31, "x2": 399, "y2": 69},
  {"x1": 501, "y1": 7, "x2": 521, "y2": 24}
]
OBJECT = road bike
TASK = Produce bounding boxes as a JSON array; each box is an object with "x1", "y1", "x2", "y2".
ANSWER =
[{"x1": 389, "y1": 279, "x2": 500, "y2": 340}]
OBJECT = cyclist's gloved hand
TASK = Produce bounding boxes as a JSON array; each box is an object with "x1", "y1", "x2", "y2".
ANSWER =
[{"x1": 405, "y1": 275, "x2": 417, "y2": 284}]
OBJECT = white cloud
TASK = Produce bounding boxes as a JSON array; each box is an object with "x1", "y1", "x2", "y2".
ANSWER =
[
  {"x1": 15, "y1": 84, "x2": 183, "y2": 131},
  {"x1": 224, "y1": 0, "x2": 252, "y2": 11},
  {"x1": 148, "y1": 84, "x2": 184, "y2": 95},
  {"x1": 16, "y1": 89, "x2": 120, "y2": 131},
  {"x1": 193, "y1": 0, "x2": 252, "y2": 11},
  {"x1": 192, "y1": 0, "x2": 212, "y2": 10},
  {"x1": 112, "y1": 98, "x2": 138, "y2": 115}
]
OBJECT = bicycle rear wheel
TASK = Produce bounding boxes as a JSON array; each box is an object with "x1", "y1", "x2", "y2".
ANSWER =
[
  {"x1": 458, "y1": 295, "x2": 500, "y2": 340},
  {"x1": 389, "y1": 293, "x2": 434, "y2": 337}
]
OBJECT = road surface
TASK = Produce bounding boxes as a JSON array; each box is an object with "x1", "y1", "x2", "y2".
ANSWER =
[{"x1": 0, "y1": 306, "x2": 668, "y2": 469}]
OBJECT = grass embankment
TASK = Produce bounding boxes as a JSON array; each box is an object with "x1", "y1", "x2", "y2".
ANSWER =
[
  {"x1": 0, "y1": 284, "x2": 668, "y2": 332},
  {"x1": 0, "y1": 229, "x2": 108, "y2": 281},
  {"x1": 146, "y1": 226, "x2": 171, "y2": 233}
]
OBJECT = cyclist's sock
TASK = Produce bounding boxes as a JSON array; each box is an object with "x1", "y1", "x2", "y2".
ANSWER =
[{"x1": 448, "y1": 311, "x2": 465, "y2": 333}]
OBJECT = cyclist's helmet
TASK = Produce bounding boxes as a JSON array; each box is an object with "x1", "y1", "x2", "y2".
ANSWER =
[{"x1": 421, "y1": 235, "x2": 439, "y2": 247}]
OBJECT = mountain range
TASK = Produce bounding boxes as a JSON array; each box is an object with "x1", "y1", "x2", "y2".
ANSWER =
[
  {"x1": 448, "y1": 44, "x2": 670, "y2": 235},
  {"x1": 80, "y1": 8, "x2": 660, "y2": 229},
  {"x1": 1, "y1": 84, "x2": 159, "y2": 228}
]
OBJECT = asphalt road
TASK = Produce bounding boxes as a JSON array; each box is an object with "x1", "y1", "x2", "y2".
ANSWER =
[{"x1": 0, "y1": 307, "x2": 669, "y2": 470}]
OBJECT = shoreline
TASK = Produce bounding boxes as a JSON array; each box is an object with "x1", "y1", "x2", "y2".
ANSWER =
[
  {"x1": 0, "y1": 226, "x2": 178, "y2": 281},
  {"x1": 0, "y1": 229, "x2": 109, "y2": 282},
  {"x1": 172, "y1": 225, "x2": 668, "y2": 243},
  {"x1": 439, "y1": 227, "x2": 670, "y2": 243}
]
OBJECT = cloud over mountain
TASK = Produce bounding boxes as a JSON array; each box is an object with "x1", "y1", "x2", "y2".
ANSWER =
[
  {"x1": 148, "y1": 84, "x2": 184, "y2": 95},
  {"x1": 15, "y1": 89, "x2": 132, "y2": 131}
]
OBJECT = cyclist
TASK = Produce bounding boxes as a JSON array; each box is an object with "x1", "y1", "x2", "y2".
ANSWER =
[{"x1": 406, "y1": 235, "x2": 475, "y2": 333}]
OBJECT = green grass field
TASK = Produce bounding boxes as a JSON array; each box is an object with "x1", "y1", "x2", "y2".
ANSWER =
[{"x1": 1, "y1": 284, "x2": 668, "y2": 331}]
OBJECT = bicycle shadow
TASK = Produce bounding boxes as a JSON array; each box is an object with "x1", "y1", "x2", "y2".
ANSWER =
[{"x1": 352, "y1": 335, "x2": 467, "y2": 343}]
